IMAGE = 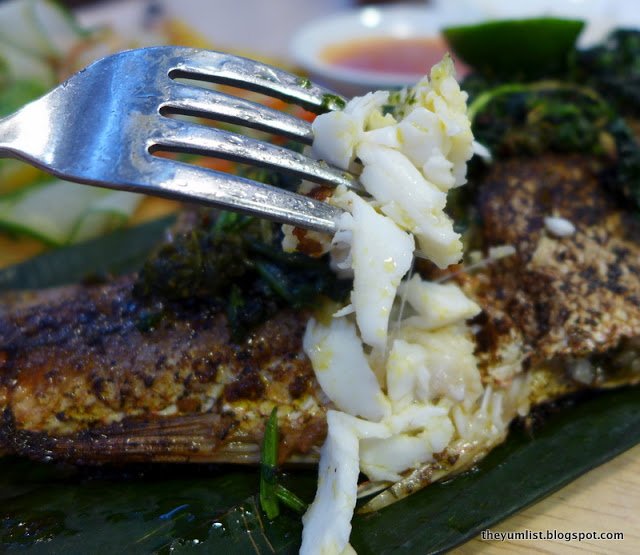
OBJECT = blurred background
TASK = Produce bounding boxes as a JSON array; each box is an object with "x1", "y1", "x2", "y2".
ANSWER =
[
  {"x1": 54, "y1": 0, "x2": 640, "y2": 63},
  {"x1": 61, "y1": 0, "x2": 376, "y2": 59}
]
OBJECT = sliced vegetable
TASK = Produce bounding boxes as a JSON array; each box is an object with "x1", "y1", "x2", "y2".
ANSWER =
[
  {"x1": 0, "y1": 42, "x2": 55, "y2": 83},
  {"x1": 0, "y1": 0, "x2": 85, "y2": 59},
  {"x1": 0, "y1": 180, "x2": 142, "y2": 245},
  {"x1": 69, "y1": 190, "x2": 143, "y2": 243},
  {"x1": 572, "y1": 29, "x2": 640, "y2": 118},
  {"x1": 0, "y1": 0, "x2": 54, "y2": 59},
  {"x1": 30, "y1": 0, "x2": 88, "y2": 57}
]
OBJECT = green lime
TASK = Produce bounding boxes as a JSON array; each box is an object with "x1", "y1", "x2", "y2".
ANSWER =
[{"x1": 443, "y1": 17, "x2": 585, "y2": 78}]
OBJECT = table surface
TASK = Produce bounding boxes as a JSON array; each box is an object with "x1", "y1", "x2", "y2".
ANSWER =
[
  {"x1": 69, "y1": 1, "x2": 640, "y2": 552},
  {"x1": 455, "y1": 444, "x2": 640, "y2": 553}
]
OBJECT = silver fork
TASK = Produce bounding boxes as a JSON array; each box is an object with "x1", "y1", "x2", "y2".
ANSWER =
[{"x1": 0, "y1": 46, "x2": 355, "y2": 234}]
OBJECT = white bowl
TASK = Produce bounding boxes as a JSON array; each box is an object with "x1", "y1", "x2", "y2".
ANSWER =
[{"x1": 289, "y1": 4, "x2": 452, "y2": 97}]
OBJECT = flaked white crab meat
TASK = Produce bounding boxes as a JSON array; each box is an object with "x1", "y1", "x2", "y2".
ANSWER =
[{"x1": 299, "y1": 56, "x2": 484, "y2": 555}]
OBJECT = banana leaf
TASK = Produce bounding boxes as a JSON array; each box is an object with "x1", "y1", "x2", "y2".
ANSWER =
[
  {"x1": 1, "y1": 218, "x2": 639, "y2": 554},
  {"x1": 0, "y1": 215, "x2": 173, "y2": 291}
]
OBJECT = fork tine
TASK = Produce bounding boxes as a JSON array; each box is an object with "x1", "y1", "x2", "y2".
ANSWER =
[
  {"x1": 144, "y1": 156, "x2": 341, "y2": 233},
  {"x1": 161, "y1": 83, "x2": 314, "y2": 144},
  {"x1": 150, "y1": 118, "x2": 360, "y2": 191},
  {"x1": 167, "y1": 47, "x2": 346, "y2": 114}
]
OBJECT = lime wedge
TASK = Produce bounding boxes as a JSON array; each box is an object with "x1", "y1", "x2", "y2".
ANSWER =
[{"x1": 443, "y1": 17, "x2": 585, "y2": 78}]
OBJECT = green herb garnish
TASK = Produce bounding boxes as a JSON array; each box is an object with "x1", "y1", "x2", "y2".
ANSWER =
[
  {"x1": 275, "y1": 484, "x2": 307, "y2": 514},
  {"x1": 572, "y1": 29, "x2": 640, "y2": 118},
  {"x1": 134, "y1": 157, "x2": 350, "y2": 338},
  {"x1": 466, "y1": 80, "x2": 640, "y2": 212},
  {"x1": 468, "y1": 82, "x2": 614, "y2": 156},
  {"x1": 260, "y1": 407, "x2": 280, "y2": 520},
  {"x1": 259, "y1": 408, "x2": 308, "y2": 519},
  {"x1": 297, "y1": 77, "x2": 312, "y2": 90},
  {"x1": 134, "y1": 212, "x2": 350, "y2": 338},
  {"x1": 321, "y1": 93, "x2": 346, "y2": 111}
]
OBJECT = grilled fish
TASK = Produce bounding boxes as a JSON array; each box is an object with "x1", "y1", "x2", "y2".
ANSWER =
[
  {"x1": 0, "y1": 280, "x2": 325, "y2": 464},
  {"x1": 1, "y1": 153, "x2": 639, "y2": 509}
]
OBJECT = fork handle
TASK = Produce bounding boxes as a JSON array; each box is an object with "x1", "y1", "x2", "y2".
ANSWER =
[
  {"x1": 0, "y1": 111, "x2": 23, "y2": 157},
  {"x1": 0, "y1": 92, "x2": 62, "y2": 171}
]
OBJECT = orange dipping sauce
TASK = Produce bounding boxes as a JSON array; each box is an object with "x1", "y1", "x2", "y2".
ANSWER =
[{"x1": 321, "y1": 36, "x2": 469, "y2": 77}]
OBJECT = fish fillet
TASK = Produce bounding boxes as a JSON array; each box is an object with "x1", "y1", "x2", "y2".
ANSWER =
[{"x1": 1, "y1": 154, "x2": 639, "y2": 494}]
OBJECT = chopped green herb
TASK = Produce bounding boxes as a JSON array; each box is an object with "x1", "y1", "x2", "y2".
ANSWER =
[
  {"x1": 466, "y1": 79, "x2": 640, "y2": 212},
  {"x1": 135, "y1": 198, "x2": 350, "y2": 338},
  {"x1": 468, "y1": 82, "x2": 613, "y2": 157},
  {"x1": 259, "y1": 408, "x2": 308, "y2": 519},
  {"x1": 381, "y1": 104, "x2": 395, "y2": 117},
  {"x1": 298, "y1": 77, "x2": 312, "y2": 90},
  {"x1": 260, "y1": 407, "x2": 280, "y2": 520},
  {"x1": 134, "y1": 211, "x2": 349, "y2": 338},
  {"x1": 572, "y1": 29, "x2": 640, "y2": 118},
  {"x1": 387, "y1": 90, "x2": 402, "y2": 105},
  {"x1": 404, "y1": 90, "x2": 417, "y2": 106},
  {"x1": 321, "y1": 93, "x2": 346, "y2": 111},
  {"x1": 134, "y1": 307, "x2": 163, "y2": 333},
  {"x1": 275, "y1": 483, "x2": 307, "y2": 514},
  {"x1": 212, "y1": 210, "x2": 253, "y2": 236},
  {"x1": 254, "y1": 261, "x2": 295, "y2": 304}
]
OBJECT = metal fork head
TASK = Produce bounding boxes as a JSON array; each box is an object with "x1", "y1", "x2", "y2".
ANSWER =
[{"x1": 0, "y1": 47, "x2": 356, "y2": 233}]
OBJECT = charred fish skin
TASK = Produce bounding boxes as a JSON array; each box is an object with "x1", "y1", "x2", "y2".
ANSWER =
[
  {"x1": 2, "y1": 153, "x2": 640, "y2": 469},
  {"x1": 464, "y1": 153, "x2": 640, "y2": 378},
  {"x1": 360, "y1": 153, "x2": 640, "y2": 512},
  {"x1": 0, "y1": 278, "x2": 326, "y2": 464}
]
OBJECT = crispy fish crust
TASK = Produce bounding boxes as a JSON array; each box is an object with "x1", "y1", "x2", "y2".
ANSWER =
[
  {"x1": 1, "y1": 154, "x2": 640, "y2": 466},
  {"x1": 0, "y1": 279, "x2": 326, "y2": 463},
  {"x1": 465, "y1": 153, "x2": 640, "y2": 367}
]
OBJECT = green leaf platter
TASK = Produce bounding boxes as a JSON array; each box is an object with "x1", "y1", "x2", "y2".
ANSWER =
[{"x1": 1, "y1": 219, "x2": 639, "y2": 554}]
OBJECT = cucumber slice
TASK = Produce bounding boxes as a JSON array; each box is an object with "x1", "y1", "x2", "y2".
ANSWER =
[
  {"x1": 31, "y1": 0, "x2": 88, "y2": 58},
  {"x1": 0, "y1": 0, "x2": 53, "y2": 59},
  {"x1": 0, "y1": 181, "x2": 141, "y2": 245},
  {"x1": 0, "y1": 216, "x2": 174, "y2": 291},
  {"x1": 70, "y1": 190, "x2": 142, "y2": 243},
  {"x1": 0, "y1": 0, "x2": 85, "y2": 59},
  {"x1": 0, "y1": 43, "x2": 55, "y2": 84}
]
